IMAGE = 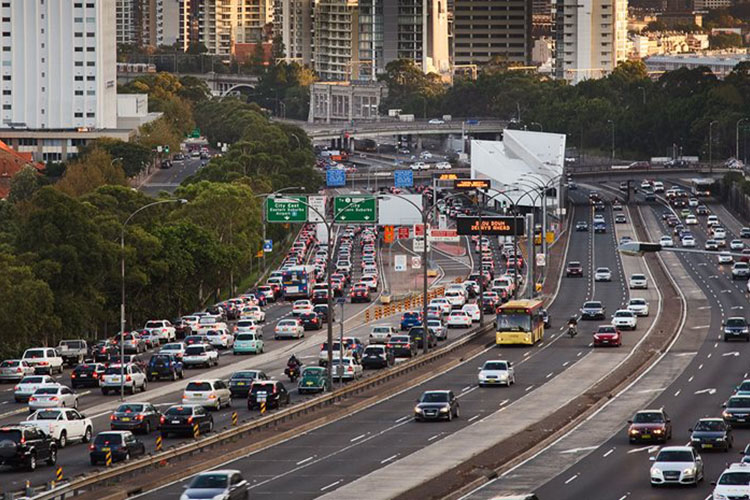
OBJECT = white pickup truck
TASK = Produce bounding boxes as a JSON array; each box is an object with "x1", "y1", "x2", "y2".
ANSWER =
[
  {"x1": 21, "y1": 408, "x2": 93, "y2": 447},
  {"x1": 143, "y1": 319, "x2": 177, "y2": 343}
]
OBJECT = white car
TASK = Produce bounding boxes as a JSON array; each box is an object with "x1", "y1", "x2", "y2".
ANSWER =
[
  {"x1": 650, "y1": 446, "x2": 703, "y2": 487},
  {"x1": 428, "y1": 119, "x2": 444, "y2": 125},
  {"x1": 629, "y1": 273, "x2": 648, "y2": 289},
  {"x1": 181, "y1": 315, "x2": 200, "y2": 333},
  {"x1": 462, "y1": 303, "x2": 481, "y2": 322},
  {"x1": 682, "y1": 236, "x2": 696, "y2": 247},
  {"x1": 275, "y1": 319, "x2": 304, "y2": 339},
  {"x1": 13, "y1": 375, "x2": 57, "y2": 403},
  {"x1": 410, "y1": 162, "x2": 428, "y2": 171},
  {"x1": 369, "y1": 325, "x2": 396, "y2": 343},
  {"x1": 360, "y1": 274, "x2": 379, "y2": 291},
  {"x1": 447, "y1": 311, "x2": 472, "y2": 328},
  {"x1": 182, "y1": 343, "x2": 219, "y2": 368},
  {"x1": 444, "y1": 289, "x2": 467, "y2": 308},
  {"x1": 653, "y1": 181, "x2": 664, "y2": 193},
  {"x1": 330, "y1": 357, "x2": 363, "y2": 380},
  {"x1": 731, "y1": 239, "x2": 745, "y2": 251},
  {"x1": 22, "y1": 408, "x2": 93, "y2": 447},
  {"x1": 240, "y1": 305, "x2": 266, "y2": 323},
  {"x1": 143, "y1": 319, "x2": 176, "y2": 343},
  {"x1": 206, "y1": 329, "x2": 234, "y2": 349},
  {"x1": 182, "y1": 379, "x2": 232, "y2": 410},
  {"x1": 688, "y1": 198, "x2": 699, "y2": 207},
  {"x1": 640, "y1": 180, "x2": 651, "y2": 189},
  {"x1": 714, "y1": 227, "x2": 727, "y2": 240},
  {"x1": 429, "y1": 298, "x2": 453, "y2": 315},
  {"x1": 159, "y1": 342, "x2": 186, "y2": 358},
  {"x1": 611, "y1": 309, "x2": 637, "y2": 330},
  {"x1": 707, "y1": 215, "x2": 720, "y2": 226},
  {"x1": 594, "y1": 267, "x2": 612, "y2": 282},
  {"x1": 234, "y1": 319, "x2": 260, "y2": 334},
  {"x1": 362, "y1": 264, "x2": 378, "y2": 275},
  {"x1": 477, "y1": 359, "x2": 515, "y2": 386},
  {"x1": 659, "y1": 236, "x2": 674, "y2": 247},
  {"x1": 426, "y1": 319, "x2": 446, "y2": 340},
  {"x1": 435, "y1": 161, "x2": 452, "y2": 170},
  {"x1": 196, "y1": 315, "x2": 227, "y2": 335},
  {"x1": 292, "y1": 300, "x2": 314, "y2": 316},
  {"x1": 100, "y1": 364, "x2": 147, "y2": 395},
  {"x1": 0, "y1": 359, "x2": 35, "y2": 382},
  {"x1": 420, "y1": 151, "x2": 433, "y2": 159},
  {"x1": 29, "y1": 385, "x2": 79, "y2": 411},
  {"x1": 593, "y1": 214, "x2": 605, "y2": 224},
  {"x1": 627, "y1": 298, "x2": 649, "y2": 317},
  {"x1": 22, "y1": 348, "x2": 64, "y2": 375},
  {"x1": 719, "y1": 252, "x2": 734, "y2": 264},
  {"x1": 685, "y1": 215, "x2": 698, "y2": 225}
]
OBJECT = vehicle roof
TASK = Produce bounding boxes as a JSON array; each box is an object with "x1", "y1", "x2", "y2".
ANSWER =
[{"x1": 657, "y1": 446, "x2": 693, "y2": 452}]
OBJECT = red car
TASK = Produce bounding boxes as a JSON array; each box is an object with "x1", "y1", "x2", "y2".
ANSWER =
[
  {"x1": 628, "y1": 409, "x2": 672, "y2": 443},
  {"x1": 566, "y1": 261, "x2": 583, "y2": 277},
  {"x1": 593, "y1": 325, "x2": 621, "y2": 347}
]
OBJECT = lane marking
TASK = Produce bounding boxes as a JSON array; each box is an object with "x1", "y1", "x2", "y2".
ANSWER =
[
  {"x1": 296, "y1": 456, "x2": 314, "y2": 465},
  {"x1": 395, "y1": 415, "x2": 410, "y2": 423},
  {"x1": 428, "y1": 433, "x2": 442, "y2": 442},
  {"x1": 564, "y1": 474, "x2": 579, "y2": 485},
  {"x1": 320, "y1": 480, "x2": 342, "y2": 491},
  {"x1": 380, "y1": 454, "x2": 399, "y2": 464},
  {"x1": 468, "y1": 415, "x2": 480, "y2": 422},
  {"x1": 524, "y1": 385, "x2": 534, "y2": 392},
  {"x1": 723, "y1": 351, "x2": 740, "y2": 357},
  {"x1": 350, "y1": 433, "x2": 367, "y2": 442},
  {"x1": 603, "y1": 448, "x2": 615, "y2": 458},
  {"x1": 559, "y1": 446, "x2": 598, "y2": 454}
]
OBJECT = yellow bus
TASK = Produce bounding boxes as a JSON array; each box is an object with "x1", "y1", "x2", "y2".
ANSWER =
[{"x1": 496, "y1": 299, "x2": 545, "y2": 345}]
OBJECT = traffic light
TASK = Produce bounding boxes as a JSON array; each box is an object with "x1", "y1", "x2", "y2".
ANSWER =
[{"x1": 164, "y1": 145, "x2": 170, "y2": 154}]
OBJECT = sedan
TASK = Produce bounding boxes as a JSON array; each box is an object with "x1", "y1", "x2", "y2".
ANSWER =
[
  {"x1": 274, "y1": 319, "x2": 304, "y2": 339},
  {"x1": 628, "y1": 273, "x2": 648, "y2": 289},
  {"x1": 722, "y1": 395, "x2": 750, "y2": 425},
  {"x1": 299, "y1": 312, "x2": 323, "y2": 331},
  {"x1": 594, "y1": 268, "x2": 612, "y2": 282},
  {"x1": 0, "y1": 359, "x2": 35, "y2": 382},
  {"x1": 612, "y1": 310, "x2": 637, "y2": 330},
  {"x1": 689, "y1": 418, "x2": 733, "y2": 451},
  {"x1": 180, "y1": 470, "x2": 249, "y2": 500},
  {"x1": 575, "y1": 221, "x2": 589, "y2": 232},
  {"x1": 580, "y1": 301, "x2": 605, "y2": 320},
  {"x1": 292, "y1": 300, "x2": 314, "y2": 316},
  {"x1": 649, "y1": 446, "x2": 703, "y2": 486},
  {"x1": 89, "y1": 431, "x2": 145, "y2": 465},
  {"x1": 627, "y1": 298, "x2": 649, "y2": 317},
  {"x1": 160, "y1": 405, "x2": 214, "y2": 437},
  {"x1": 414, "y1": 390, "x2": 459, "y2": 421},
  {"x1": 110, "y1": 402, "x2": 161, "y2": 434},
  {"x1": 462, "y1": 304, "x2": 481, "y2": 322},
  {"x1": 593, "y1": 325, "x2": 621, "y2": 347},
  {"x1": 228, "y1": 370, "x2": 268, "y2": 398},
  {"x1": 29, "y1": 385, "x2": 78, "y2": 412},
  {"x1": 731, "y1": 239, "x2": 745, "y2": 251},
  {"x1": 682, "y1": 236, "x2": 696, "y2": 247},
  {"x1": 477, "y1": 360, "x2": 514, "y2": 387},
  {"x1": 447, "y1": 311, "x2": 472, "y2": 328},
  {"x1": 718, "y1": 252, "x2": 734, "y2": 264},
  {"x1": 659, "y1": 236, "x2": 674, "y2": 247}
]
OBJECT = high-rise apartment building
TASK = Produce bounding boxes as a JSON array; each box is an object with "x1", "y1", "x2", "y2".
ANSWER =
[
  {"x1": 453, "y1": 0, "x2": 533, "y2": 66},
  {"x1": 553, "y1": 0, "x2": 628, "y2": 83},
  {"x1": 180, "y1": 0, "x2": 271, "y2": 56},
  {"x1": 314, "y1": 0, "x2": 359, "y2": 81},
  {"x1": 0, "y1": 0, "x2": 117, "y2": 130},
  {"x1": 383, "y1": 0, "x2": 450, "y2": 75},
  {"x1": 274, "y1": 0, "x2": 314, "y2": 64},
  {"x1": 116, "y1": 0, "x2": 168, "y2": 48}
]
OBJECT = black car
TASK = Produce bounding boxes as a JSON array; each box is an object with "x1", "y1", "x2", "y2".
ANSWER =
[
  {"x1": 159, "y1": 405, "x2": 213, "y2": 438},
  {"x1": 723, "y1": 317, "x2": 750, "y2": 342},
  {"x1": 361, "y1": 345, "x2": 394, "y2": 369},
  {"x1": 409, "y1": 327, "x2": 437, "y2": 349},
  {"x1": 689, "y1": 418, "x2": 733, "y2": 451},
  {"x1": 70, "y1": 363, "x2": 106, "y2": 389},
  {"x1": 184, "y1": 335, "x2": 207, "y2": 347},
  {"x1": 147, "y1": 354, "x2": 184, "y2": 381},
  {"x1": 575, "y1": 221, "x2": 589, "y2": 232},
  {"x1": 89, "y1": 431, "x2": 146, "y2": 465},
  {"x1": 0, "y1": 426, "x2": 57, "y2": 471},
  {"x1": 247, "y1": 380, "x2": 290, "y2": 410},
  {"x1": 173, "y1": 319, "x2": 192, "y2": 339},
  {"x1": 722, "y1": 396, "x2": 750, "y2": 426},
  {"x1": 229, "y1": 370, "x2": 269, "y2": 398},
  {"x1": 387, "y1": 335, "x2": 418, "y2": 358},
  {"x1": 414, "y1": 390, "x2": 460, "y2": 421},
  {"x1": 313, "y1": 304, "x2": 335, "y2": 322},
  {"x1": 312, "y1": 289, "x2": 329, "y2": 305},
  {"x1": 110, "y1": 402, "x2": 162, "y2": 434},
  {"x1": 299, "y1": 312, "x2": 323, "y2": 331},
  {"x1": 93, "y1": 342, "x2": 117, "y2": 363}
]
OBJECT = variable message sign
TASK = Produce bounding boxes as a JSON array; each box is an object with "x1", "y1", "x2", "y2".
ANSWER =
[{"x1": 456, "y1": 216, "x2": 525, "y2": 236}]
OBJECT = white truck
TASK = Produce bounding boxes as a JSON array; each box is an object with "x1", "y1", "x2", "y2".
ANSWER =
[
  {"x1": 22, "y1": 408, "x2": 93, "y2": 448},
  {"x1": 143, "y1": 319, "x2": 176, "y2": 343},
  {"x1": 22, "y1": 348, "x2": 64, "y2": 375},
  {"x1": 399, "y1": 114, "x2": 415, "y2": 122},
  {"x1": 57, "y1": 340, "x2": 88, "y2": 366}
]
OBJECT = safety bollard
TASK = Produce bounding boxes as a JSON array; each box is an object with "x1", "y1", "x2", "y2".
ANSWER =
[
  {"x1": 55, "y1": 466, "x2": 63, "y2": 482},
  {"x1": 231, "y1": 411, "x2": 238, "y2": 426},
  {"x1": 260, "y1": 402, "x2": 267, "y2": 415},
  {"x1": 155, "y1": 435, "x2": 163, "y2": 452},
  {"x1": 193, "y1": 423, "x2": 200, "y2": 439},
  {"x1": 105, "y1": 450, "x2": 112, "y2": 467}
]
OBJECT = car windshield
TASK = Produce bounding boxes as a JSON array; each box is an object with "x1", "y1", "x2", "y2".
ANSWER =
[
  {"x1": 32, "y1": 409, "x2": 61, "y2": 420},
  {"x1": 728, "y1": 398, "x2": 750, "y2": 408},
  {"x1": 496, "y1": 313, "x2": 531, "y2": 332},
  {"x1": 633, "y1": 412, "x2": 664, "y2": 423},
  {"x1": 615, "y1": 311, "x2": 632, "y2": 317},
  {"x1": 185, "y1": 346, "x2": 206, "y2": 355},
  {"x1": 303, "y1": 368, "x2": 323, "y2": 376},
  {"x1": 632, "y1": 275, "x2": 645, "y2": 280},
  {"x1": 596, "y1": 268, "x2": 609, "y2": 273},
  {"x1": 186, "y1": 382, "x2": 212, "y2": 391},
  {"x1": 20, "y1": 376, "x2": 44, "y2": 384},
  {"x1": 630, "y1": 300, "x2": 646, "y2": 306},
  {"x1": 568, "y1": 262, "x2": 581, "y2": 268},
  {"x1": 420, "y1": 392, "x2": 449, "y2": 403},
  {"x1": 189, "y1": 474, "x2": 229, "y2": 489},
  {"x1": 364, "y1": 347, "x2": 383, "y2": 355},
  {"x1": 278, "y1": 320, "x2": 297, "y2": 327},
  {"x1": 94, "y1": 433, "x2": 123, "y2": 445},
  {"x1": 695, "y1": 420, "x2": 724, "y2": 432},
  {"x1": 116, "y1": 404, "x2": 145, "y2": 413},
  {"x1": 656, "y1": 450, "x2": 693, "y2": 462},
  {"x1": 484, "y1": 362, "x2": 508, "y2": 371},
  {"x1": 145, "y1": 321, "x2": 164, "y2": 328},
  {"x1": 719, "y1": 472, "x2": 750, "y2": 485},
  {"x1": 0, "y1": 430, "x2": 22, "y2": 443},
  {"x1": 23, "y1": 349, "x2": 46, "y2": 358},
  {"x1": 727, "y1": 318, "x2": 747, "y2": 327},
  {"x1": 105, "y1": 367, "x2": 124, "y2": 375},
  {"x1": 231, "y1": 371, "x2": 258, "y2": 380},
  {"x1": 34, "y1": 387, "x2": 59, "y2": 395},
  {"x1": 583, "y1": 302, "x2": 602, "y2": 309}
]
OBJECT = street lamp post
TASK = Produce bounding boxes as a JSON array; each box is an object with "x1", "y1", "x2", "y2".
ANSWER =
[
  {"x1": 273, "y1": 195, "x2": 383, "y2": 391},
  {"x1": 120, "y1": 199, "x2": 187, "y2": 400},
  {"x1": 709, "y1": 120, "x2": 719, "y2": 173},
  {"x1": 520, "y1": 173, "x2": 563, "y2": 282},
  {"x1": 737, "y1": 118, "x2": 749, "y2": 162}
]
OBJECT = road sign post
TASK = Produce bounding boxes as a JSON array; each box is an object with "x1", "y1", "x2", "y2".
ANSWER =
[
  {"x1": 333, "y1": 196, "x2": 377, "y2": 223},
  {"x1": 265, "y1": 196, "x2": 308, "y2": 223}
]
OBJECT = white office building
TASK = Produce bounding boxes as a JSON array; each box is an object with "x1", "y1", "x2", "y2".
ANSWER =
[
  {"x1": 1, "y1": 0, "x2": 117, "y2": 131},
  {"x1": 553, "y1": 0, "x2": 629, "y2": 83}
]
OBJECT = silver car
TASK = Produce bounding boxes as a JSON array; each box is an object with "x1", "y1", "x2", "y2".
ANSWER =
[
  {"x1": 180, "y1": 470, "x2": 248, "y2": 500},
  {"x1": 0, "y1": 359, "x2": 35, "y2": 382},
  {"x1": 28, "y1": 385, "x2": 78, "y2": 412},
  {"x1": 649, "y1": 446, "x2": 703, "y2": 486}
]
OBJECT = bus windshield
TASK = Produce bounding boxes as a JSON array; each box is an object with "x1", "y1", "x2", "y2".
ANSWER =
[{"x1": 496, "y1": 313, "x2": 531, "y2": 332}]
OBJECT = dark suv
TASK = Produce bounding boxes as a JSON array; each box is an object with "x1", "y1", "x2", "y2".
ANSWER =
[
  {"x1": 247, "y1": 380, "x2": 290, "y2": 410},
  {"x1": 0, "y1": 426, "x2": 57, "y2": 471},
  {"x1": 361, "y1": 345, "x2": 394, "y2": 369},
  {"x1": 566, "y1": 261, "x2": 583, "y2": 277},
  {"x1": 70, "y1": 363, "x2": 106, "y2": 389},
  {"x1": 147, "y1": 354, "x2": 184, "y2": 381},
  {"x1": 159, "y1": 405, "x2": 213, "y2": 438},
  {"x1": 409, "y1": 327, "x2": 437, "y2": 349}
]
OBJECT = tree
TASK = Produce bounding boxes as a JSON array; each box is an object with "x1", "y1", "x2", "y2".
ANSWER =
[
  {"x1": 79, "y1": 138, "x2": 152, "y2": 178},
  {"x1": 8, "y1": 166, "x2": 41, "y2": 204},
  {"x1": 56, "y1": 149, "x2": 128, "y2": 197},
  {"x1": 710, "y1": 33, "x2": 744, "y2": 49},
  {"x1": 137, "y1": 117, "x2": 181, "y2": 155},
  {"x1": 178, "y1": 76, "x2": 211, "y2": 104}
]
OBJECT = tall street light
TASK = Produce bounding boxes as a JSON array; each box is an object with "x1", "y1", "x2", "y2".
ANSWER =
[
  {"x1": 273, "y1": 194, "x2": 383, "y2": 391},
  {"x1": 737, "y1": 118, "x2": 749, "y2": 162},
  {"x1": 520, "y1": 172, "x2": 563, "y2": 282},
  {"x1": 120, "y1": 198, "x2": 187, "y2": 400}
]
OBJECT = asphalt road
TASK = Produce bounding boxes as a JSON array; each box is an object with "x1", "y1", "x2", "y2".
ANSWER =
[
  {"x1": 529, "y1": 184, "x2": 749, "y2": 500},
  {"x1": 134, "y1": 188, "x2": 631, "y2": 499},
  {"x1": 138, "y1": 156, "x2": 203, "y2": 197}
]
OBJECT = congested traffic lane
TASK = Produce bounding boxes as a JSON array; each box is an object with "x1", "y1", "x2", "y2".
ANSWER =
[
  {"x1": 135, "y1": 196, "x2": 633, "y2": 499},
  {"x1": 532, "y1": 188, "x2": 743, "y2": 500}
]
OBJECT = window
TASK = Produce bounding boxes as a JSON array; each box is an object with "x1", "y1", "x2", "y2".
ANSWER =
[
  {"x1": 75, "y1": 90, "x2": 83, "y2": 95},
  {"x1": 86, "y1": 112, "x2": 95, "y2": 118},
  {"x1": 75, "y1": 76, "x2": 83, "y2": 81},
  {"x1": 2, "y1": 90, "x2": 9, "y2": 95},
  {"x1": 86, "y1": 61, "x2": 94, "y2": 66},
  {"x1": 75, "y1": 47, "x2": 83, "y2": 52},
  {"x1": 75, "y1": 61, "x2": 83, "y2": 66},
  {"x1": 86, "y1": 90, "x2": 95, "y2": 96},
  {"x1": 75, "y1": 112, "x2": 83, "y2": 118},
  {"x1": 86, "y1": 75, "x2": 95, "y2": 81},
  {"x1": 75, "y1": 32, "x2": 83, "y2": 38},
  {"x1": 86, "y1": 47, "x2": 94, "y2": 52}
]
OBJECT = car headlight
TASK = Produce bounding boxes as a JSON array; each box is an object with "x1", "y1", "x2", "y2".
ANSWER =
[
  {"x1": 683, "y1": 467, "x2": 696, "y2": 476},
  {"x1": 723, "y1": 411, "x2": 732, "y2": 419},
  {"x1": 629, "y1": 429, "x2": 639, "y2": 435},
  {"x1": 650, "y1": 467, "x2": 661, "y2": 477},
  {"x1": 653, "y1": 429, "x2": 663, "y2": 434},
  {"x1": 717, "y1": 437, "x2": 725, "y2": 441},
  {"x1": 414, "y1": 406, "x2": 423, "y2": 413},
  {"x1": 691, "y1": 438, "x2": 700, "y2": 442},
  {"x1": 439, "y1": 406, "x2": 449, "y2": 413}
]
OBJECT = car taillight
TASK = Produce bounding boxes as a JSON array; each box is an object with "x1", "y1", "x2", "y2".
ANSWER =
[
  {"x1": 39, "y1": 361, "x2": 49, "y2": 366},
  {"x1": 49, "y1": 396, "x2": 58, "y2": 401},
  {"x1": 29, "y1": 397, "x2": 36, "y2": 402},
  {"x1": 16, "y1": 368, "x2": 22, "y2": 373},
  {"x1": 208, "y1": 394, "x2": 216, "y2": 399},
  {"x1": 110, "y1": 414, "x2": 116, "y2": 421},
  {"x1": 89, "y1": 444, "x2": 95, "y2": 451},
  {"x1": 187, "y1": 416, "x2": 193, "y2": 424},
  {"x1": 93, "y1": 372, "x2": 99, "y2": 378},
  {"x1": 125, "y1": 375, "x2": 132, "y2": 382},
  {"x1": 136, "y1": 414, "x2": 144, "y2": 421},
  {"x1": 160, "y1": 416, "x2": 165, "y2": 424},
  {"x1": 13, "y1": 385, "x2": 19, "y2": 391}
]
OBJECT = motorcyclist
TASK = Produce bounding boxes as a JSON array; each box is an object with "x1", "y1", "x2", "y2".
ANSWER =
[
  {"x1": 567, "y1": 316, "x2": 578, "y2": 337},
  {"x1": 287, "y1": 354, "x2": 300, "y2": 371}
]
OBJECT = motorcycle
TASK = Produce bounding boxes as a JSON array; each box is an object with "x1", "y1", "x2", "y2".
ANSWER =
[
  {"x1": 567, "y1": 323, "x2": 578, "y2": 338},
  {"x1": 284, "y1": 363, "x2": 301, "y2": 383}
]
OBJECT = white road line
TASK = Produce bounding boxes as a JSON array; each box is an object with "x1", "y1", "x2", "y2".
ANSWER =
[
  {"x1": 499, "y1": 399, "x2": 510, "y2": 407},
  {"x1": 468, "y1": 415, "x2": 480, "y2": 422},
  {"x1": 562, "y1": 361, "x2": 569, "y2": 367},
  {"x1": 603, "y1": 448, "x2": 615, "y2": 458},
  {"x1": 395, "y1": 415, "x2": 410, "y2": 423},
  {"x1": 458, "y1": 386, "x2": 478, "y2": 398},
  {"x1": 350, "y1": 433, "x2": 367, "y2": 442},
  {"x1": 674, "y1": 390, "x2": 681, "y2": 397},
  {"x1": 296, "y1": 456, "x2": 314, "y2": 465},
  {"x1": 380, "y1": 454, "x2": 399, "y2": 464},
  {"x1": 428, "y1": 433, "x2": 441, "y2": 442},
  {"x1": 462, "y1": 385, "x2": 472, "y2": 392},
  {"x1": 320, "y1": 480, "x2": 342, "y2": 491},
  {"x1": 546, "y1": 372, "x2": 553, "y2": 379},
  {"x1": 564, "y1": 474, "x2": 579, "y2": 485},
  {"x1": 524, "y1": 385, "x2": 534, "y2": 392}
]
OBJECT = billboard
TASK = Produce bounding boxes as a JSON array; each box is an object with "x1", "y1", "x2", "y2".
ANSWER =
[
  {"x1": 456, "y1": 216, "x2": 525, "y2": 236},
  {"x1": 378, "y1": 194, "x2": 423, "y2": 225}
]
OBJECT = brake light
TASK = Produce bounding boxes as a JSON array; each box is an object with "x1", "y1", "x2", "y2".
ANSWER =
[
  {"x1": 38, "y1": 361, "x2": 49, "y2": 366},
  {"x1": 49, "y1": 396, "x2": 58, "y2": 401},
  {"x1": 93, "y1": 372, "x2": 99, "y2": 378},
  {"x1": 386, "y1": 344, "x2": 392, "y2": 348},
  {"x1": 160, "y1": 416, "x2": 165, "y2": 424},
  {"x1": 125, "y1": 375, "x2": 132, "y2": 382},
  {"x1": 29, "y1": 397, "x2": 36, "y2": 402},
  {"x1": 136, "y1": 414, "x2": 144, "y2": 421},
  {"x1": 187, "y1": 416, "x2": 194, "y2": 424},
  {"x1": 110, "y1": 414, "x2": 116, "y2": 421}
]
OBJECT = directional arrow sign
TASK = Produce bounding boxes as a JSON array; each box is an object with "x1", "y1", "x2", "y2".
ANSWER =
[
  {"x1": 265, "y1": 196, "x2": 308, "y2": 223},
  {"x1": 722, "y1": 351, "x2": 740, "y2": 357},
  {"x1": 333, "y1": 196, "x2": 377, "y2": 224},
  {"x1": 694, "y1": 388, "x2": 717, "y2": 395}
]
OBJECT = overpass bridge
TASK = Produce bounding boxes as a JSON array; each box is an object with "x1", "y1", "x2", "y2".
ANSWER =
[{"x1": 117, "y1": 70, "x2": 259, "y2": 96}]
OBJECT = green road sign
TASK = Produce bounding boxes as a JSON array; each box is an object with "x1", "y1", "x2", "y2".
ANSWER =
[
  {"x1": 333, "y1": 196, "x2": 377, "y2": 223},
  {"x1": 266, "y1": 196, "x2": 308, "y2": 223}
]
